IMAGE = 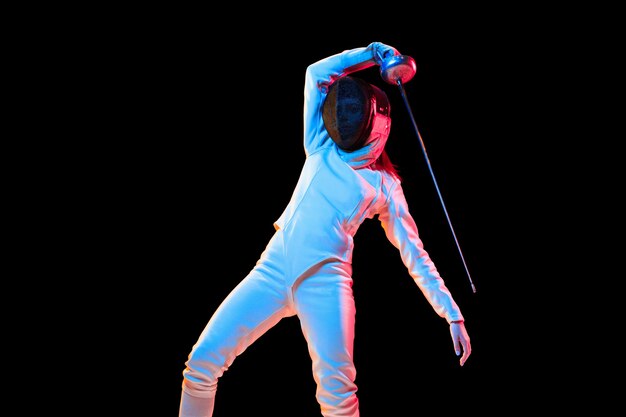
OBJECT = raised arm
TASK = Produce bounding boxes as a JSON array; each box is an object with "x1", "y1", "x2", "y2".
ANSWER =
[{"x1": 302, "y1": 42, "x2": 400, "y2": 155}]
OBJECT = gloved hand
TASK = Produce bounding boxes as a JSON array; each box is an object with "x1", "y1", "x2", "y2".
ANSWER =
[{"x1": 370, "y1": 42, "x2": 400, "y2": 66}]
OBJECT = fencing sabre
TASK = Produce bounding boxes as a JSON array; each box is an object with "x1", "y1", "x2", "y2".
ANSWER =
[{"x1": 380, "y1": 55, "x2": 477, "y2": 294}]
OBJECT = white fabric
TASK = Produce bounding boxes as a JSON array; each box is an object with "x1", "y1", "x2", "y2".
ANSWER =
[{"x1": 179, "y1": 43, "x2": 463, "y2": 417}]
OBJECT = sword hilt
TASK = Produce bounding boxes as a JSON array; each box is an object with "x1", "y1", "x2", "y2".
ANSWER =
[{"x1": 380, "y1": 55, "x2": 417, "y2": 85}]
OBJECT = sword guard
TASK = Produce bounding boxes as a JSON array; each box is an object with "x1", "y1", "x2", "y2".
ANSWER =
[{"x1": 380, "y1": 55, "x2": 417, "y2": 85}]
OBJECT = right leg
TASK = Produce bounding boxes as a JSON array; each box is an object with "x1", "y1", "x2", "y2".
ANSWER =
[
  {"x1": 293, "y1": 261, "x2": 359, "y2": 417},
  {"x1": 180, "y1": 236, "x2": 292, "y2": 416}
]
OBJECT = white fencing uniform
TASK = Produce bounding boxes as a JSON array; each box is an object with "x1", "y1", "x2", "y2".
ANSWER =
[{"x1": 179, "y1": 42, "x2": 464, "y2": 417}]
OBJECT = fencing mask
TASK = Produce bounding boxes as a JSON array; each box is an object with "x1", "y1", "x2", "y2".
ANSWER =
[{"x1": 322, "y1": 76, "x2": 391, "y2": 152}]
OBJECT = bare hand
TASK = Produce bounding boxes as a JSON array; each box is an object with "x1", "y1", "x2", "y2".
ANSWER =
[{"x1": 450, "y1": 321, "x2": 471, "y2": 366}]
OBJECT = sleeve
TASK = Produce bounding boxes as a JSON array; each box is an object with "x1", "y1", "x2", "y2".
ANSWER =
[
  {"x1": 302, "y1": 43, "x2": 398, "y2": 156},
  {"x1": 378, "y1": 180, "x2": 465, "y2": 324}
]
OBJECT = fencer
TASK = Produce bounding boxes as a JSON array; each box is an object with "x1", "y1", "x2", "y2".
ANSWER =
[{"x1": 178, "y1": 41, "x2": 471, "y2": 417}]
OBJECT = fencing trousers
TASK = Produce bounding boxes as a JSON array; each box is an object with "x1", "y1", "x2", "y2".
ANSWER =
[{"x1": 179, "y1": 230, "x2": 359, "y2": 417}]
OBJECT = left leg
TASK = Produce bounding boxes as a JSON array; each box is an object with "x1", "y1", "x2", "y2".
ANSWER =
[
  {"x1": 180, "y1": 231, "x2": 292, "y2": 416},
  {"x1": 293, "y1": 262, "x2": 359, "y2": 417}
]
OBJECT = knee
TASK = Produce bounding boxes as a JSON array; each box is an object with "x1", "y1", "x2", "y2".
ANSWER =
[
  {"x1": 181, "y1": 373, "x2": 217, "y2": 399},
  {"x1": 182, "y1": 364, "x2": 218, "y2": 398},
  {"x1": 182, "y1": 345, "x2": 227, "y2": 397},
  {"x1": 315, "y1": 361, "x2": 358, "y2": 403},
  {"x1": 319, "y1": 370, "x2": 357, "y2": 394},
  {"x1": 316, "y1": 371, "x2": 359, "y2": 416}
]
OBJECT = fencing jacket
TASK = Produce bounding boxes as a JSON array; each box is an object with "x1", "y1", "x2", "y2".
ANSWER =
[{"x1": 273, "y1": 43, "x2": 463, "y2": 323}]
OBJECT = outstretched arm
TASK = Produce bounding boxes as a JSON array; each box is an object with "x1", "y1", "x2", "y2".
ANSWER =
[
  {"x1": 379, "y1": 181, "x2": 471, "y2": 366},
  {"x1": 378, "y1": 181, "x2": 465, "y2": 322}
]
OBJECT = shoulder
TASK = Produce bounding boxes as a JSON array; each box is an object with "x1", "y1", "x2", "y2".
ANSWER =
[{"x1": 377, "y1": 169, "x2": 402, "y2": 202}]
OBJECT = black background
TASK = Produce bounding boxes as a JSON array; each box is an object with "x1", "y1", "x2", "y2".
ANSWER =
[{"x1": 82, "y1": 16, "x2": 563, "y2": 417}]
